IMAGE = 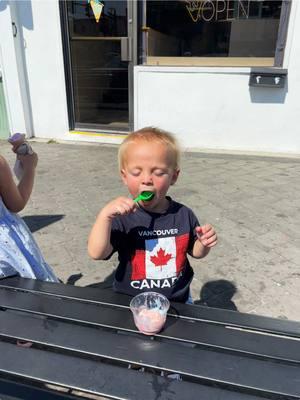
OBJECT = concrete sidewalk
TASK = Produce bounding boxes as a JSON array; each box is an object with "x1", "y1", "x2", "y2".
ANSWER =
[{"x1": 2, "y1": 140, "x2": 300, "y2": 320}]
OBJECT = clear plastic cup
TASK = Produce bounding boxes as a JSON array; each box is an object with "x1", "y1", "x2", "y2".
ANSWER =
[{"x1": 130, "y1": 292, "x2": 170, "y2": 335}]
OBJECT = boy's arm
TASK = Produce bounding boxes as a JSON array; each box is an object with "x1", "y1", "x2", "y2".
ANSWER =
[
  {"x1": 189, "y1": 224, "x2": 217, "y2": 259},
  {"x1": 88, "y1": 211, "x2": 114, "y2": 260},
  {"x1": 88, "y1": 196, "x2": 137, "y2": 260}
]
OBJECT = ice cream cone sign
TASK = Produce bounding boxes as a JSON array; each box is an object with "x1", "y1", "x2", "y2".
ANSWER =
[{"x1": 89, "y1": 0, "x2": 103, "y2": 23}]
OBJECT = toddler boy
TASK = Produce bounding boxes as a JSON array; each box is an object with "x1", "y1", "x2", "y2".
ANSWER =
[{"x1": 88, "y1": 127, "x2": 217, "y2": 302}]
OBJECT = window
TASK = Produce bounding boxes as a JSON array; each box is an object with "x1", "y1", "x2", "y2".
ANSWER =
[{"x1": 142, "y1": 0, "x2": 289, "y2": 67}]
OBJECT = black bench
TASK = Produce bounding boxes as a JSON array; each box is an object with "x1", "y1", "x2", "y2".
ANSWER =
[{"x1": 0, "y1": 276, "x2": 300, "y2": 399}]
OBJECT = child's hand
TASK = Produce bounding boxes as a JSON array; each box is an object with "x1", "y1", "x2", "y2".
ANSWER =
[
  {"x1": 12, "y1": 143, "x2": 21, "y2": 153},
  {"x1": 102, "y1": 197, "x2": 137, "y2": 220},
  {"x1": 195, "y1": 224, "x2": 217, "y2": 248},
  {"x1": 18, "y1": 153, "x2": 38, "y2": 171}
]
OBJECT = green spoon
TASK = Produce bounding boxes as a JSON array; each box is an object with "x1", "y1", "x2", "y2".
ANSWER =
[{"x1": 133, "y1": 191, "x2": 154, "y2": 202}]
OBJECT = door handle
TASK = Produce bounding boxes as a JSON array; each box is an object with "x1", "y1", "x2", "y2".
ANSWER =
[
  {"x1": 12, "y1": 22, "x2": 18, "y2": 37},
  {"x1": 121, "y1": 37, "x2": 132, "y2": 62}
]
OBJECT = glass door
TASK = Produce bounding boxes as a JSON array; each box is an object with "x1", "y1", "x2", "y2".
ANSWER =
[{"x1": 64, "y1": 0, "x2": 135, "y2": 131}]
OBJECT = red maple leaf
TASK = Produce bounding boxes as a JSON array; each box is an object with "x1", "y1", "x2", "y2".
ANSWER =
[{"x1": 150, "y1": 248, "x2": 172, "y2": 270}]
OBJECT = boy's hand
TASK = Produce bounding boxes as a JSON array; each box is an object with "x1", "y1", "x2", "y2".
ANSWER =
[
  {"x1": 101, "y1": 197, "x2": 137, "y2": 220},
  {"x1": 195, "y1": 224, "x2": 217, "y2": 248}
]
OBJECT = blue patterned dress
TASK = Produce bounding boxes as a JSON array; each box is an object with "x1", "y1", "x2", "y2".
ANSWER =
[{"x1": 0, "y1": 198, "x2": 58, "y2": 281}]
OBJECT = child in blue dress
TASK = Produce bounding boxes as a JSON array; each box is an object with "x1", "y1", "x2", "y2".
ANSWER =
[{"x1": 0, "y1": 142, "x2": 58, "y2": 282}]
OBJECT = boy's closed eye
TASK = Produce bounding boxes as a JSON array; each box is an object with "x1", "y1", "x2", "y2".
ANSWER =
[
  {"x1": 153, "y1": 169, "x2": 168, "y2": 176},
  {"x1": 130, "y1": 169, "x2": 142, "y2": 176},
  {"x1": 129, "y1": 168, "x2": 167, "y2": 177}
]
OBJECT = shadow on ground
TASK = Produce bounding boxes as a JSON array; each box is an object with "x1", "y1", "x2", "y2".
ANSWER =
[
  {"x1": 65, "y1": 271, "x2": 115, "y2": 288},
  {"x1": 194, "y1": 280, "x2": 238, "y2": 311},
  {"x1": 86, "y1": 271, "x2": 115, "y2": 289},
  {"x1": 22, "y1": 214, "x2": 64, "y2": 233},
  {"x1": 66, "y1": 273, "x2": 83, "y2": 285}
]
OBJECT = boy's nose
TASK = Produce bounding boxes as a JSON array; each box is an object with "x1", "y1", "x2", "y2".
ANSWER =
[{"x1": 141, "y1": 172, "x2": 153, "y2": 185}]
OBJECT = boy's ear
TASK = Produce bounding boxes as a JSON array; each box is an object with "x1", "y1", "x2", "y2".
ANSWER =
[
  {"x1": 171, "y1": 169, "x2": 180, "y2": 185},
  {"x1": 120, "y1": 169, "x2": 128, "y2": 186}
]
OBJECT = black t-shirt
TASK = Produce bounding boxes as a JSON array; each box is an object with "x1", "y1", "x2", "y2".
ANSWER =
[{"x1": 107, "y1": 198, "x2": 200, "y2": 302}]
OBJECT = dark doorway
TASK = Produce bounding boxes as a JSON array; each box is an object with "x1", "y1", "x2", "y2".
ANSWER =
[{"x1": 61, "y1": 1, "x2": 134, "y2": 131}]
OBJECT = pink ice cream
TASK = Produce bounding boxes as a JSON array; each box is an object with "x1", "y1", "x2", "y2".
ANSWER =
[{"x1": 133, "y1": 307, "x2": 167, "y2": 335}]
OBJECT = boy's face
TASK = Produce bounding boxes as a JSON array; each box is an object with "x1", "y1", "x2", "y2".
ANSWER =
[{"x1": 121, "y1": 141, "x2": 179, "y2": 213}]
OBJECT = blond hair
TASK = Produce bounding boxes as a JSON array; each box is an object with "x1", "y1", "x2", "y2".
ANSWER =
[{"x1": 118, "y1": 127, "x2": 180, "y2": 171}]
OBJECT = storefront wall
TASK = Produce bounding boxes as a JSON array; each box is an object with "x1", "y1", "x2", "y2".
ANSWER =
[
  {"x1": 0, "y1": 1, "x2": 300, "y2": 153},
  {"x1": 19, "y1": 0, "x2": 69, "y2": 139},
  {"x1": 20, "y1": 1, "x2": 69, "y2": 139},
  {"x1": 134, "y1": 3, "x2": 300, "y2": 154}
]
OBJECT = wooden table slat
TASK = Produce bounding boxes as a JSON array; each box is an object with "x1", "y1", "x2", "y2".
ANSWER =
[
  {"x1": 0, "y1": 377, "x2": 81, "y2": 400},
  {"x1": 1, "y1": 277, "x2": 300, "y2": 338},
  {"x1": 1, "y1": 290, "x2": 300, "y2": 364},
  {"x1": 0, "y1": 341, "x2": 272, "y2": 400},
  {"x1": 0, "y1": 310, "x2": 300, "y2": 398}
]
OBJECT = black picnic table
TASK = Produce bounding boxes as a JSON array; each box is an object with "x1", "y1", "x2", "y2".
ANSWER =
[{"x1": 0, "y1": 277, "x2": 300, "y2": 400}]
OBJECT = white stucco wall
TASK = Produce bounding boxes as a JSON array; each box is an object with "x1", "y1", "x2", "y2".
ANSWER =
[
  {"x1": 0, "y1": 0, "x2": 69, "y2": 139},
  {"x1": 0, "y1": 0, "x2": 26, "y2": 134},
  {"x1": 18, "y1": 0, "x2": 69, "y2": 139},
  {"x1": 134, "y1": 3, "x2": 300, "y2": 154}
]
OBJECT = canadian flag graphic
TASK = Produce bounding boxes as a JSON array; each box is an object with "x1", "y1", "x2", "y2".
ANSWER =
[{"x1": 131, "y1": 234, "x2": 189, "y2": 280}]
